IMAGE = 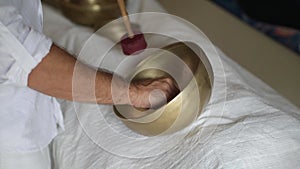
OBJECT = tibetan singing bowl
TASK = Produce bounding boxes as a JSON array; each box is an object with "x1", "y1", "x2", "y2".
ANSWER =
[
  {"x1": 59, "y1": 0, "x2": 124, "y2": 28},
  {"x1": 113, "y1": 42, "x2": 212, "y2": 136}
]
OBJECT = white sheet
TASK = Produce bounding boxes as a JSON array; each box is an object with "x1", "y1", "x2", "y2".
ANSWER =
[
  {"x1": 0, "y1": 147, "x2": 51, "y2": 169},
  {"x1": 43, "y1": 1, "x2": 300, "y2": 169}
]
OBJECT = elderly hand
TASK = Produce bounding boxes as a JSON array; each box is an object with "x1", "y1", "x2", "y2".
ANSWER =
[
  {"x1": 29, "y1": 44, "x2": 179, "y2": 109},
  {"x1": 128, "y1": 77, "x2": 179, "y2": 109}
]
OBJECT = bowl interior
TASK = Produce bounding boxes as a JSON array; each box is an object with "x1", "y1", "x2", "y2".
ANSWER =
[
  {"x1": 114, "y1": 42, "x2": 203, "y2": 119},
  {"x1": 113, "y1": 42, "x2": 212, "y2": 136}
]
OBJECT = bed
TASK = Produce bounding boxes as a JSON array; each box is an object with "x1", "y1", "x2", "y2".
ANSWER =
[{"x1": 42, "y1": 1, "x2": 300, "y2": 168}]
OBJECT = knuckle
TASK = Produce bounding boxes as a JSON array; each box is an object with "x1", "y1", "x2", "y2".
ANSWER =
[{"x1": 166, "y1": 78, "x2": 173, "y2": 84}]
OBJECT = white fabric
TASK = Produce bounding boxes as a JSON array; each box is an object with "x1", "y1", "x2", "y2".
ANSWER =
[
  {"x1": 0, "y1": 0, "x2": 43, "y2": 32},
  {"x1": 0, "y1": 1, "x2": 63, "y2": 154},
  {"x1": 0, "y1": 147, "x2": 51, "y2": 169},
  {"x1": 43, "y1": 1, "x2": 300, "y2": 169},
  {"x1": 0, "y1": 5, "x2": 52, "y2": 86}
]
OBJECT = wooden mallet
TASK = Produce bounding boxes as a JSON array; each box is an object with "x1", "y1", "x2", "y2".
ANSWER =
[{"x1": 117, "y1": 0, "x2": 147, "y2": 55}]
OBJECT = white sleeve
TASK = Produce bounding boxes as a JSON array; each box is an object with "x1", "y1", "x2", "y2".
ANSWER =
[{"x1": 0, "y1": 6, "x2": 52, "y2": 86}]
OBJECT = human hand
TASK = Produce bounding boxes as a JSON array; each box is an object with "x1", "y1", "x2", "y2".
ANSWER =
[{"x1": 128, "y1": 77, "x2": 179, "y2": 109}]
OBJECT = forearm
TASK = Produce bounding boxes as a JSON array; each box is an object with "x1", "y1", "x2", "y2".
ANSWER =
[
  {"x1": 28, "y1": 44, "x2": 120, "y2": 104},
  {"x1": 28, "y1": 44, "x2": 177, "y2": 108}
]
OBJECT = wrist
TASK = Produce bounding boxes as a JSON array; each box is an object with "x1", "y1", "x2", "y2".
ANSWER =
[{"x1": 111, "y1": 75, "x2": 132, "y2": 105}]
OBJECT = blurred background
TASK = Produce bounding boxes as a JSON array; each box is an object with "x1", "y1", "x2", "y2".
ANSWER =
[{"x1": 158, "y1": 0, "x2": 300, "y2": 107}]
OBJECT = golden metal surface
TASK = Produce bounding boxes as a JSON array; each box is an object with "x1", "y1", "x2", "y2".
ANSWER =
[
  {"x1": 43, "y1": 0, "x2": 124, "y2": 29},
  {"x1": 113, "y1": 42, "x2": 212, "y2": 136}
]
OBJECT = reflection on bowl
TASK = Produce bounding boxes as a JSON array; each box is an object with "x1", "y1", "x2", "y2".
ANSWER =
[
  {"x1": 44, "y1": 0, "x2": 125, "y2": 28},
  {"x1": 113, "y1": 42, "x2": 212, "y2": 136}
]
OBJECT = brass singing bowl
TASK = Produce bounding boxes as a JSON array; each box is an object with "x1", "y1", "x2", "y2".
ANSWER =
[
  {"x1": 113, "y1": 42, "x2": 212, "y2": 136},
  {"x1": 59, "y1": 0, "x2": 124, "y2": 28}
]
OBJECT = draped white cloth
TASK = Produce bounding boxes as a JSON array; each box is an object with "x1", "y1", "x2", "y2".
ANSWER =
[
  {"x1": 42, "y1": 1, "x2": 300, "y2": 169},
  {"x1": 0, "y1": 0, "x2": 63, "y2": 154}
]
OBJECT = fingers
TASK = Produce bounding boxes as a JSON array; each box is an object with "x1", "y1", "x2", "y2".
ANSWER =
[
  {"x1": 149, "y1": 89, "x2": 168, "y2": 108},
  {"x1": 129, "y1": 77, "x2": 179, "y2": 108},
  {"x1": 154, "y1": 77, "x2": 179, "y2": 101}
]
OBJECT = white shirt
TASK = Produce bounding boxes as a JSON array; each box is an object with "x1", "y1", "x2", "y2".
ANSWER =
[{"x1": 0, "y1": 0, "x2": 63, "y2": 152}]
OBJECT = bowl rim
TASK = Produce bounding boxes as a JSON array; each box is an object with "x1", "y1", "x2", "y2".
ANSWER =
[{"x1": 113, "y1": 42, "x2": 212, "y2": 121}]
